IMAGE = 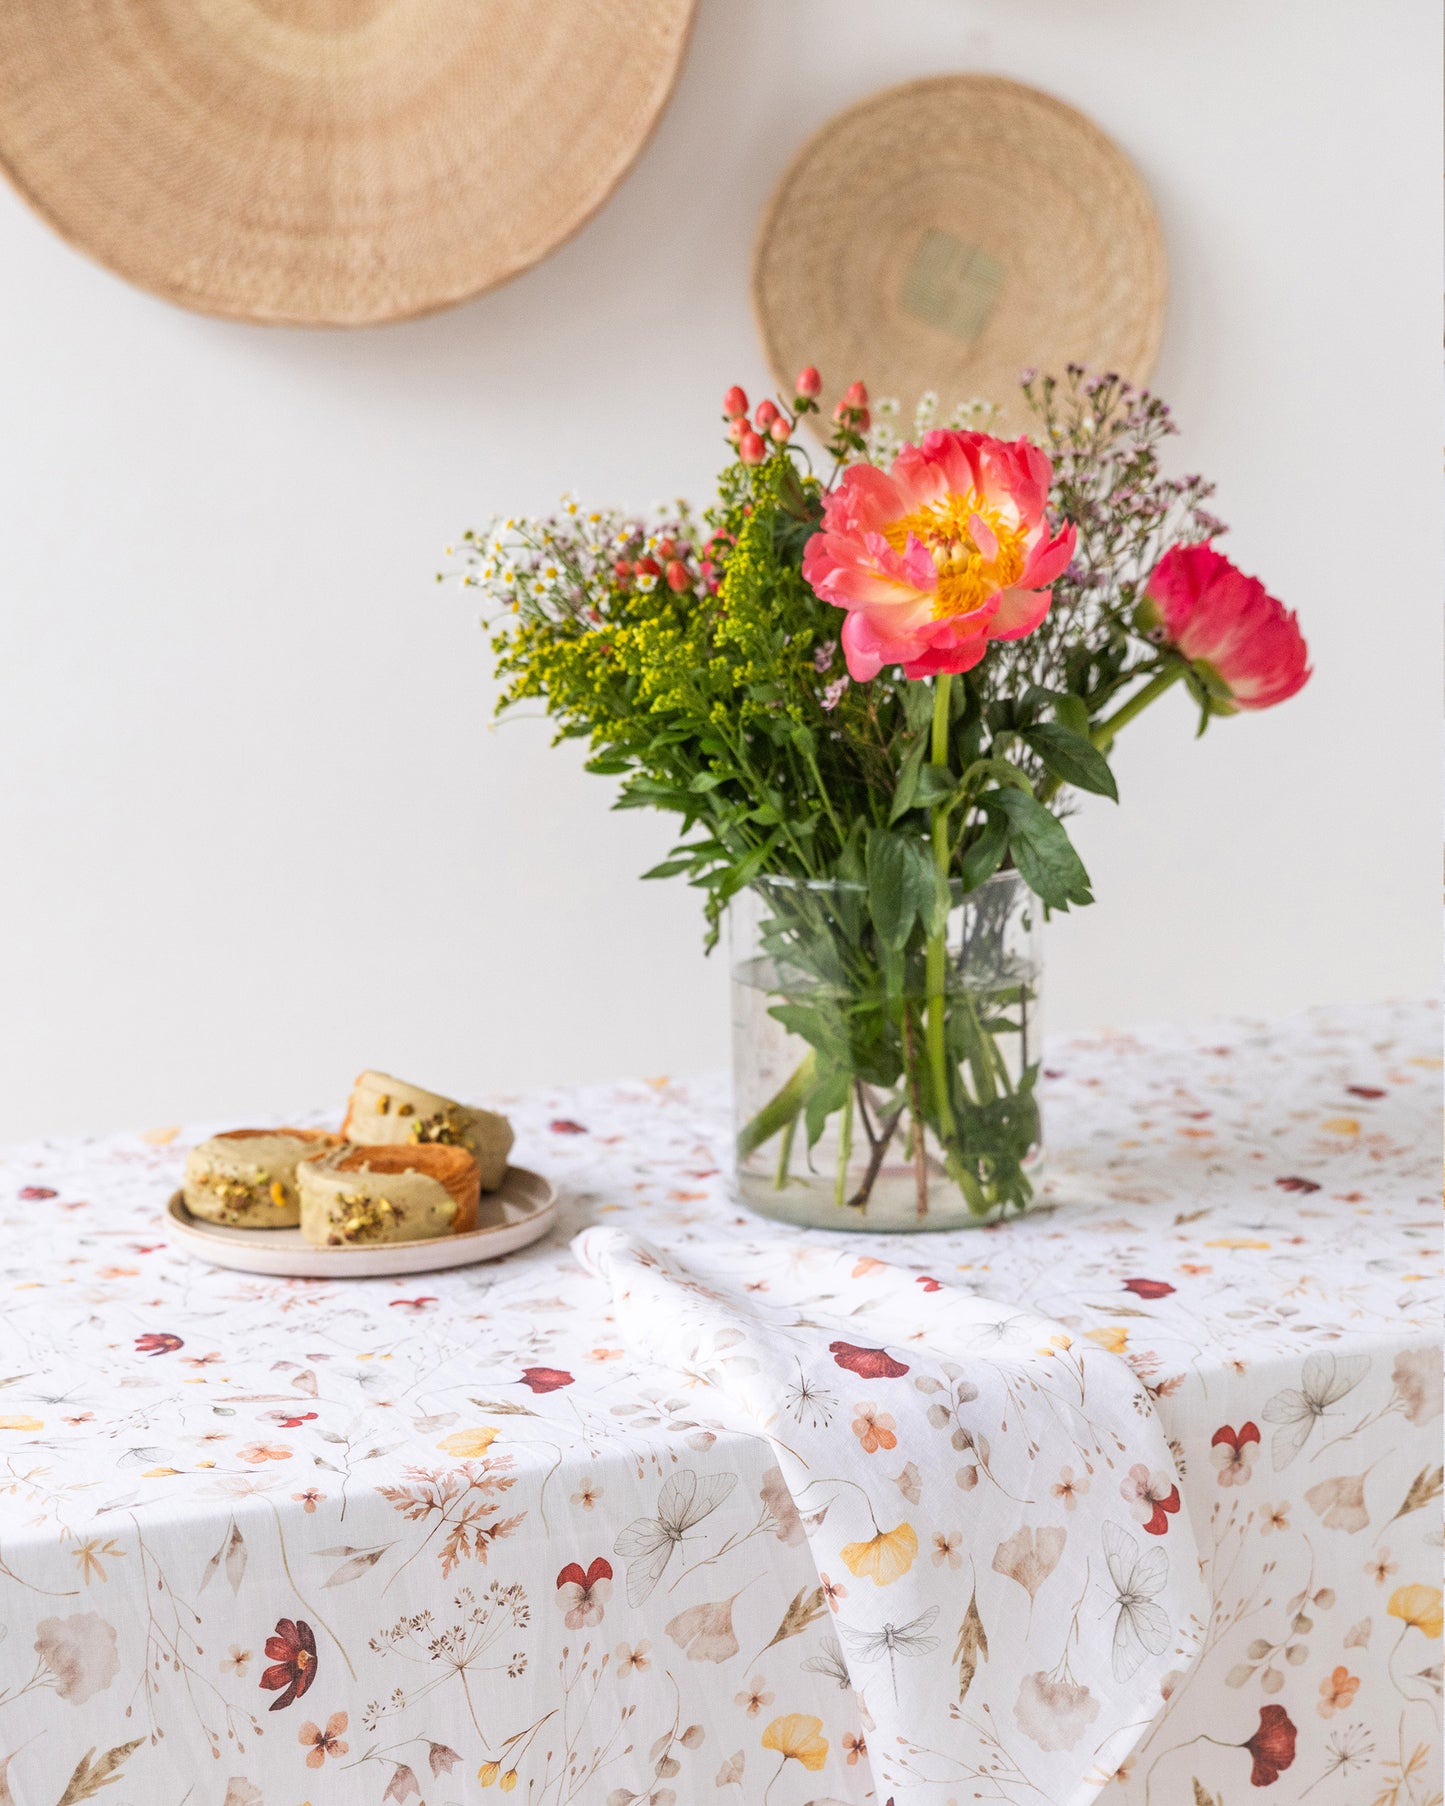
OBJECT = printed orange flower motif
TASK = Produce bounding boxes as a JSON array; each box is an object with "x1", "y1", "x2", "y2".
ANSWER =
[
  {"x1": 291, "y1": 1489, "x2": 325, "y2": 1513},
  {"x1": 135, "y1": 1332, "x2": 183, "y2": 1357},
  {"x1": 931, "y1": 1531, "x2": 962, "y2": 1569},
  {"x1": 840, "y1": 1522, "x2": 917, "y2": 1586},
  {"x1": 1365, "y1": 1549, "x2": 1398, "y2": 1586},
  {"x1": 819, "y1": 1572, "x2": 847, "y2": 1611},
  {"x1": 299, "y1": 1712, "x2": 349, "y2": 1768},
  {"x1": 843, "y1": 1731, "x2": 867, "y2": 1765},
  {"x1": 1317, "y1": 1666, "x2": 1359, "y2": 1717},
  {"x1": 1387, "y1": 1583, "x2": 1443, "y2": 1639},
  {"x1": 851, "y1": 1404, "x2": 897, "y2": 1454},
  {"x1": 1052, "y1": 1466, "x2": 1090, "y2": 1511},
  {"x1": 761, "y1": 1712, "x2": 829, "y2": 1772},
  {"x1": 734, "y1": 1675, "x2": 774, "y2": 1716},
  {"x1": 614, "y1": 1640, "x2": 650, "y2": 1674},
  {"x1": 259, "y1": 1617, "x2": 316, "y2": 1710},
  {"x1": 238, "y1": 1442, "x2": 292, "y2": 1465},
  {"x1": 1242, "y1": 1704, "x2": 1298, "y2": 1786}
]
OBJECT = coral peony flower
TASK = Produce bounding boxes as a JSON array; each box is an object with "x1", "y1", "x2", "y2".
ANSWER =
[
  {"x1": 802, "y1": 429, "x2": 1075, "y2": 680},
  {"x1": 841, "y1": 1521, "x2": 918, "y2": 1585},
  {"x1": 761, "y1": 1712, "x2": 829, "y2": 1772},
  {"x1": 1142, "y1": 542, "x2": 1309, "y2": 710},
  {"x1": 1242, "y1": 1703, "x2": 1298, "y2": 1785}
]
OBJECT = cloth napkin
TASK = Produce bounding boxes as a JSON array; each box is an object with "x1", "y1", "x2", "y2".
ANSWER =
[{"x1": 575, "y1": 1226, "x2": 1206, "y2": 1806}]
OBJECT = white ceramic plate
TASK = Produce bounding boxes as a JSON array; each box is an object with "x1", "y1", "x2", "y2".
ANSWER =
[{"x1": 164, "y1": 1166, "x2": 557, "y2": 1278}]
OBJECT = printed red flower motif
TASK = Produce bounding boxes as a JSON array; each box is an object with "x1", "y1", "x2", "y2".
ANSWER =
[
  {"x1": 1274, "y1": 1176, "x2": 1320, "y2": 1194},
  {"x1": 1210, "y1": 1421, "x2": 1261, "y2": 1487},
  {"x1": 550, "y1": 1119, "x2": 588, "y2": 1135},
  {"x1": 259, "y1": 1617, "x2": 317, "y2": 1711},
  {"x1": 916, "y1": 1276, "x2": 942, "y2": 1293},
  {"x1": 829, "y1": 1341, "x2": 909, "y2": 1380},
  {"x1": 18, "y1": 1186, "x2": 56, "y2": 1200},
  {"x1": 1122, "y1": 1278, "x2": 1175, "y2": 1300},
  {"x1": 264, "y1": 1411, "x2": 318, "y2": 1430},
  {"x1": 1242, "y1": 1704, "x2": 1298, "y2": 1785},
  {"x1": 389, "y1": 1297, "x2": 437, "y2": 1311},
  {"x1": 555, "y1": 1557, "x2": 613, "y2": 1627},
  {"x1": 520, "y1": 1367, "x2": 574, "y2": 1393},
  {"x1": 1346, "y1": 1085, "x2": 1385, "y2": 1099},
  {"x1": 1121, "y1": 1462, "x2": 1182, "y2": 1535},
  {"x1": 135, "y1": 1332, "x2": 184, "y2": 1357}
]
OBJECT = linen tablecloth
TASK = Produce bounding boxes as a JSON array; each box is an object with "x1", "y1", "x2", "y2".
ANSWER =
[{"x1": 0, "y1": 1001, "x2": 1437, "y2": 1806}]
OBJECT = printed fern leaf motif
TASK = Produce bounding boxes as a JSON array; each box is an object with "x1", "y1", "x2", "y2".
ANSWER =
[
  {"x1": 757, "y1": 1584, "x2": 826, "y2": 1658},
  {"x1": 1390, "y1": 1465, "x2": 1443, "y2": 1524},
  {"x1": 954, "y1": 1588, "x2": 988, "y2": 1702},
  {"x1": 56, "y1": 1741, "x2": 143, "y2": 1805}
]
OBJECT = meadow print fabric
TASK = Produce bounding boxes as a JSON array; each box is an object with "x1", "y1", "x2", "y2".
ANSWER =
[{"x1": 0, "y1": 1001, "x2": 1436, "y2": 1805}]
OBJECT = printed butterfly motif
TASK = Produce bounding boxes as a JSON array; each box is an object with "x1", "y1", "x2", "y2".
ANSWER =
[
  {"x1": 1101, "y1": 1519, "x2": 1170, "y2": 1682},
  {"x1": 840, "y1": 1606, "x2": 940, "y2": 1700},
  {"x1": 1261, "y1": 1352, "x2": 1370, "y2": 1469},
  {"x1": 613, "y1": 1469, "x2": 737, "y2": 1605}
]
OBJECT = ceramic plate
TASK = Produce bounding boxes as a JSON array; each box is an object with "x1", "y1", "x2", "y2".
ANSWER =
[{"x1": 164, "y1": 1167, "x2": 557, "y2": 1278}]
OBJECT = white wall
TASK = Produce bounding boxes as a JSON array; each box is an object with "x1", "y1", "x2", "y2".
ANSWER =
[{"x1": 1, "y1": 0, "x2": 1438, "y2": 1144}]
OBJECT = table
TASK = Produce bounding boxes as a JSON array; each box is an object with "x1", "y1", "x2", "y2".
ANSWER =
[{"x1": 0, "y1": 1002, "x2": 1437, "y2": 1806}]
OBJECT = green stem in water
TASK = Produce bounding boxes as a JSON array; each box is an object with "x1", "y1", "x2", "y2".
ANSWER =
[
  {"x1": 735, "y1": 1050, "x2": 815, "y2": 1162},
  {"x1": 925, "y1": 673, "x2": 957, "y2": 1143},
  {"x1": 774, "y1": 1112, "x2": 797, "y2": 1190},
  {"x1": 833, "y1": 1085, "x2": 854, "y2": 1208}
]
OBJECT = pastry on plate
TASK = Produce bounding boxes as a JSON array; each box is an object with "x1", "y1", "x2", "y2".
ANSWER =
[
  {"x1": 297, "y1": 1142, "x2": 480, "y2": 1248},
  {"x1": 183, "y1": 1128, "x2": 341, "y2": 1228},
  {"x1": 342, "y1": 1070, "x2": 513, "y2": 1190}
]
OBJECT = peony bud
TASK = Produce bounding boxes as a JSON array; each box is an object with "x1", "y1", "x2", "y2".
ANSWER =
[
  {"x1": 665, "y1": 559, "x2": 691, "y2": 592},
  {"x1": 842, "y1": 379, "x2": 869, "y2": 409},
  {"x1": 769, "y1": 417, "x2": 792, "y2": 443},
  {"x1": 754, "y1": 399, "x2": 780, "y2": 429},
  {"x1": 722, "y1": 385, "x2": 748, "y2": 419},
  {"x1": 613, "y1": 559, "x2": 632, "y2": 581},
  {"x1": 738, "y1": 430, "x2": 766, "y2": 466},
  {"x1": 795, "y1": 365, "x2": 822, "y2": 398}
]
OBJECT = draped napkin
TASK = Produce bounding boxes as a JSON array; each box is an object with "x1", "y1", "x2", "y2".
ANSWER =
[{"x1": 575, "y1": 1226, "x2": 1206, "y2": 1806}]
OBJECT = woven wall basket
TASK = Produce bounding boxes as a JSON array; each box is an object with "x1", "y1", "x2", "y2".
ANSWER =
[
  {"x1": 0, "y1": 0, "x2": 695, "y2": 327},
  {"x1": 753, "y1": 74, "x2": 1167, "y2": 429}
]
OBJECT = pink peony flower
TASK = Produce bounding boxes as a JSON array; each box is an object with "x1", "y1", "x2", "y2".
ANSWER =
[
  {"x1": 1142, "y1": 543, "x2": 1309, "y2": 710},
  {"x1": 801, "y1": 429, "x2": 1075, "y2": 681}
]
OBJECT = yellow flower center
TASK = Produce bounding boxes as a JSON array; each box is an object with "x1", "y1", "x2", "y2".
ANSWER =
[{"x1": 882, "y1": 490, "x2": 1027, "y2": 619}]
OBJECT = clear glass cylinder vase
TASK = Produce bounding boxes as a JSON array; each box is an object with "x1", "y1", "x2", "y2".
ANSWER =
[{"x1": 729, "y1": 869, "x2": 1044, "y2": 1232}]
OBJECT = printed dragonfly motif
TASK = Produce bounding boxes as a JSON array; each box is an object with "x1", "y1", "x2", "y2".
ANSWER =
[{"x1": 840, "y1": 1606, "x2": 940, "y2": 1701}]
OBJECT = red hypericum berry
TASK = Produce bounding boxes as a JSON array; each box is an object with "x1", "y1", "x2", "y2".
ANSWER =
[
  {"x1": 738, "y1": 430, "x2": 766, "y2": 465},
  {"x1": 754, "y1": 399, "x2": 780, "y2": 429},
  {"x1": 857, "y1": 408, "x2": 871, "y2": 431},
  {"x1": 832, "y1": 401, "x2": 848, "y2": 422},
  {"x1": 634, "y1": 555, "x2": 661, "y2": 577},
  {"x1": 656, "y1": 537, "x2": 677, "y2": 559},
  {"x1": 665, "y1": 559, "x2": 691, "y2": 592},
  {"x1": 722, "y1": 385, "x2": 748, "y2": 420},
  {"x1": 795, "y1": 365, "x2": 822, "y2": 398},
  {"x1": 698, "y1": 560, "x2": 716, "y2": 584},
  {"x1": 726, "y1": 419, "x2": 745, "y2": 444},
  {"x1": 769, "y1": 417, "x2": 792, "y2": 443},
  {"x1": 613, "y1": 559, "x2": 632, "y2": 581},
  {"x1": 842, "y1": 379, "x2": 869, "y2": 408}
]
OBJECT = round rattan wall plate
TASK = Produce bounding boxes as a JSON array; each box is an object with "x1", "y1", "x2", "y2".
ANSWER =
[
  {"x1": 753, "y1": 75, "x2": 1166, "y2": 428},
  {"x1": 0, "y1": 0, "x2": 695, "y2": 327}
]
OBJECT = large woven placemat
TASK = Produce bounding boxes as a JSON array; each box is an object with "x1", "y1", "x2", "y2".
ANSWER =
[
  {"x1": 0, "y1": 0, "x2": 695, "y2": 326},
  {"x1": 754, "y1": 74, "x2": 1166, "y2": 425}
]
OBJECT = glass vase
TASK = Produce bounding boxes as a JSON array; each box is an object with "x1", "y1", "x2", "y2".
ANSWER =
[{"x1": 729, "y1": 870, "x2": 1044, "y2": 1231}]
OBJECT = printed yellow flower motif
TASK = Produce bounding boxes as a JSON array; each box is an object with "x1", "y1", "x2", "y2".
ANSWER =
[
  {"x1": 1085, "y1": 1326, "x2": 1129, "y2": 1354},
  {"x1": 1321, "y1": 1117, "x2": 1360, "y2": 1135},
  {"x1": 761, "y1": 1712, "x2": 829, "y2": 1772},
  {"x1": 437, "y1": 1426, "x2": 500, "y2": 1458},
  {"x1": 0, "y1": 1416, "x2": 42, "y2": 1432},
  {"x1": 840, "y1": 1521, "x2": 917, "y2": 1586},
  {"x1": 1387, "y1": 1583, "x2": 1443, "y2": 1639},
  {"x1": 477, "y1": 1761, "x2": 500, "y2": 1786},
  {"x1": 1204, "y1": 1238, "x2": 1271, "y2": 1250}
]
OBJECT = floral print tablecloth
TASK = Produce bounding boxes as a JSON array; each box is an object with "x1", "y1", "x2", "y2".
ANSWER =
[{"x1": 0, "y1": 1001, "x2": 1437, "y2": 1806}]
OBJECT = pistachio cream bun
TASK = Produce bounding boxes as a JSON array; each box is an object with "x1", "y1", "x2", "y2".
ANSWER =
[
  {"x1": 183, "y1": 1128, "x2": 342, "y2": 1228},
  {"x1": 297, "y1": 1142, "x2": 480, "y2": 1248},
  {"x1": 342, "y1": 1071, "x2": 513, "y2": 1191}
]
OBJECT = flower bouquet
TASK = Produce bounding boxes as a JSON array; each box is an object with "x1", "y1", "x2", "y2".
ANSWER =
[{"x1": 455, "y1": 366, "x2": 1308, "y2": 1230}]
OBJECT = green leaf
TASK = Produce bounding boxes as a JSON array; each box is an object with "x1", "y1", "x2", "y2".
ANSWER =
[
  {"x1": 888, "y1": 736, "x2": 927, "y2": 823},
  {"x1": 913, "y1": 763, "x2": 956, "y2": 809},
  {"x1": 865, "y1": 829, "x2": 934, "y2": 950},
  {"x1": 958, "y1": 813, "x2": 1009, "y2": 891},
  {"x1": 639, "y1": 857, "x2": 695, "y2": 881},
  {"x1": 688, "y1": 771, "x2": 727, "y2": 792},
  {"x1": 1021, "y1": 723, "x2": 1118, "y2": 801},
  {"x1": 804, "y1": 1063, "x2": 852, "y2": 1148},
  {"x1": 980, "y1": 789, "x2": 1094, "y2": 910},
  {"x1": 1053, "y1": 692, "x2": 1091, "y2": 738}
]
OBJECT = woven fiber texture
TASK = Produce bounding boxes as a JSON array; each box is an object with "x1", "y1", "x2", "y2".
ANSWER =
[
  {"x1": 0, "y1": 0, "x2": 695, "y2": 326},
  {"x1": 754, "y1": 74, "x2": 1167, "y2": 427}
]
